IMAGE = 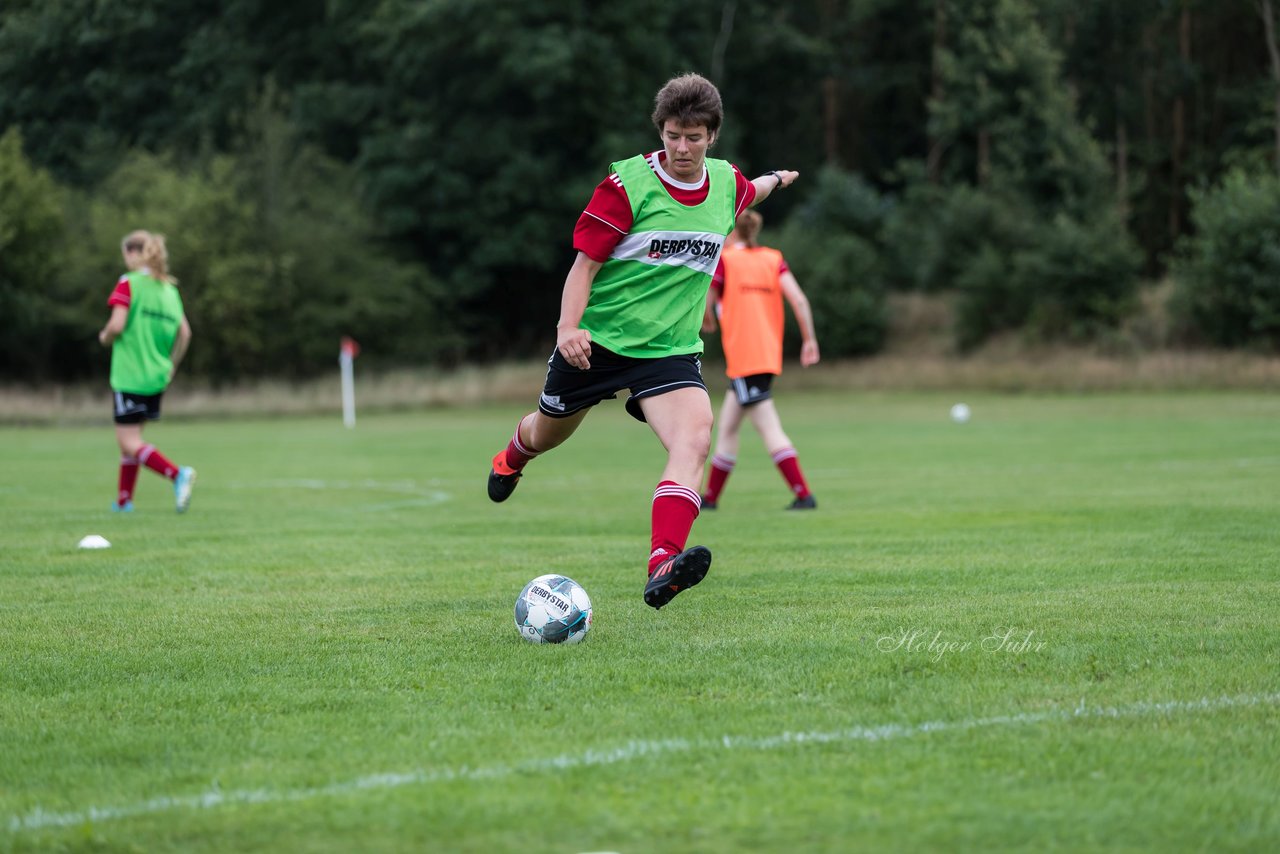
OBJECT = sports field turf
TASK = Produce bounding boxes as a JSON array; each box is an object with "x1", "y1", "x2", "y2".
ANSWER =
[{"x1": 2, "y1": 391, "x2": 1278, "y2": 852}]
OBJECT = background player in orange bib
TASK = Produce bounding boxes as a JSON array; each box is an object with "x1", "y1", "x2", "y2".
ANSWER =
[{"x1": 702, "y1": 209, "x2": 820, "y2": 510}]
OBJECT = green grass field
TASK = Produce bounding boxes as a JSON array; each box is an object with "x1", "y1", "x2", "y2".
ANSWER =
[{"x1": 2, "y1": 391, "x2": 1278, "y2": 852}]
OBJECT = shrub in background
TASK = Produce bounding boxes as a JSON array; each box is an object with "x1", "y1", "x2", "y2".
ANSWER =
[
  {"x1": 1016, "y1": 209, "x2": 1141, "y2": 344},
  {"x1": 884, "y1": 180, "x2": 1140, "y2": 351},
  {"x1": 773, "y1": 167, "x2": 889, "y2": 357},
  {"x1": 23, "y1": 107, "x2": 454, "y2": 385},
  {"x1": 1173, "y1": 170, "x2": 1280, "y2": 351},
  {"x1": 0, "y1": 129, "x2": 76, "y2": 380}
]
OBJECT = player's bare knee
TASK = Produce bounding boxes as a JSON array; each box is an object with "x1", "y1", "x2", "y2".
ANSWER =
[{"x1": 686, "y1": 431, "x2": 712, "y2": 466}]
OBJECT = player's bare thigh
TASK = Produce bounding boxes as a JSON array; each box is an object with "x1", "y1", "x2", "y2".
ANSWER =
[{"x1": 639, "y1": 387, "x2": 713, "y2": 487}]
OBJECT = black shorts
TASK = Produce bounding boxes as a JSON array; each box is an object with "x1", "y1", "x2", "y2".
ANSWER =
[
  {"x1": 113, "y1": 391, "x2": 163, "y2": 424},
  {"x1": 538, "y1": 344, "x2": 706, "y2": 423},
  {"x1": 730, "y1": 373, "x2": 775, "y2": 407}
]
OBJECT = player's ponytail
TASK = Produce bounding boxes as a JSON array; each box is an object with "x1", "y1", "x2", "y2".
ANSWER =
[
  {"x1": 141, "y1": 232, "x2": 178, "y2": 284},
  {"x1": 734, "y1": 209, "x2": 763, "y2": 248}
]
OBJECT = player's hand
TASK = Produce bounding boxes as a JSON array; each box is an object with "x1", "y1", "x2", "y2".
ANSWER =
[
  {"x1": 557, "y1": 326, "x2": 593, "y2": 370},
  {"x1": 774, "y1": 170, "x2": 799, "y2": 189},
  {"x1": 701, "y1": 316, "x2": 718, "y2": 334},
  {"x1": 800, "y1": 339, "x2": 820, "y2": 367}
]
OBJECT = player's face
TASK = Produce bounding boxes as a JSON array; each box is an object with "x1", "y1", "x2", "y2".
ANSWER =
[{"x1": 660, "y1": 120, "x2": 715, "y2": 183}]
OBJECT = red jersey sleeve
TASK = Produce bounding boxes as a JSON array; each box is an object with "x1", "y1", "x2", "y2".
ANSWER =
[
  {"x1": 710, "y1": 259, "x2": 726, "y2": 294},
  {"x1": 778, "y1": 256, "x2": 790, "y2": 276},
  {"x1": 107, "y1": 276, "x2": 131, "y2": 308},
  {"x1": 573, "y1": 174, "x2": 633, "y2": 262},
  {"x1": 732, "y1": 165, "x2": 756, "y2": 217}
]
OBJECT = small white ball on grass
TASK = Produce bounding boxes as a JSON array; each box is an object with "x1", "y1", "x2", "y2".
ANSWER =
[
  {"x1": 950, "y1": 403, "x2": 971, "y2": 424},
  {"x1": 78, "y1": 534, "x2": 111, "y2": 549}
]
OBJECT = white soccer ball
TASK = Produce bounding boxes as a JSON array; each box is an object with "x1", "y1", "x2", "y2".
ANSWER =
[
  {"x1": 514, "y1": 574, "x2": 593, "y2": 645},
  {"x1": 950, "y1": 402, "x2": 971, "y2": 423}
]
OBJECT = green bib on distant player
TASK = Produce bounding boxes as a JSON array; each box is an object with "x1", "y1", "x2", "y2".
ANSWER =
[
  {"x1": 580, "y1": 154, "x2": 736, "y2": 358},
  {"x1": 110, "y1": 272, "x2": 184, "y2": 395}
]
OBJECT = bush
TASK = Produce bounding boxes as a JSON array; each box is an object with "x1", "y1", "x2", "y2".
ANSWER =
[
  {"x1": 885, "y1": 182, "x2": 1035, "y2": 348},
  {"x1": 786, "y1": 166, "x2": 893, "y2": 243},
  {"x1": 884, "y1": 181, "x2": 1035, "y2": 294},
  {"x1": 774, "y1": 168, "x2": 889, "y2": 357},
  {"x1": 884, "y1": 181, "x2": 1140, "y2": 350},
  {"x1": 51, "y1": 109, "x2": 454, "y2": 385},
  {"x1": 1173, "y1": 169, "x2": 1280, "y2": 350},
  {"x1": 1016, "y1": 209, "x2": 1141, "y2": 343},
  {"x1": 776, "y1": 229, "x2": 887, "y2": 357},
  {"x1": 0, "y1": 129, "x2": 74, "y2": 380}
]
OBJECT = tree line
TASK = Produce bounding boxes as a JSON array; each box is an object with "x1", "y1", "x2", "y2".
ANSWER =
[{"x1": 3, "y1": 0, "x2": 1279, "y2": 385}]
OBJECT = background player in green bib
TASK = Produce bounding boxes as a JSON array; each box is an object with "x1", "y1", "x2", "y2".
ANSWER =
[
  {"x1": 486, "y1": 73, "x2": 798, "y2": 609},
  {"x1": 99, "y1": 230, "x2": 197, "y2": 513}
]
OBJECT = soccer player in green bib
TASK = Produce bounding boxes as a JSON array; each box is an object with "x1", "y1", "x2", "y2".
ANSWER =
[
  {"x1": 99, "y1": 230, "x2": 197, "y2": 513},
  {"x1": 486, "y1": 74, "x2": 798, "y2": 609}
]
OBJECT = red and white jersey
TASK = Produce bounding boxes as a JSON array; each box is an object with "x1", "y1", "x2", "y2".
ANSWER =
[
  {"x1": 108, "y1": 275, "x2": 132, "y2": 308},
  {"x1": 573, "y1": 150, "x2": 756, "y2": 262},
  {"x1": 107, "y1": 266, "x2": 158, "y2": 308}
]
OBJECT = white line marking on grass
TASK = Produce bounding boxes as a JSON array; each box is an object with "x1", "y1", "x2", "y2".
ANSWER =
[
  {"x1": 228, "y1": 479, "x2": 451, "y2": 511},
  {"x1": 8, "y1": 691, "x2": 1277, "y2": 833}
]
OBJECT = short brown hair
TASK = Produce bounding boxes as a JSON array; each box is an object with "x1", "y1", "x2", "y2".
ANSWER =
[{"x1": 651, "y1": 73, "x2": 723, "y2": 134}]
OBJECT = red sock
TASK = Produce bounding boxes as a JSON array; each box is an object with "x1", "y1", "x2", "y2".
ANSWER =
[
  {"x1": 702, "y1": 454, "x2": 735, "y2": 503},
  {"x1": 649, "y1": 481, "x2": 701, "y2": 574},
  {"x1": 117, "y1": 455, "x2": 139, "y2": 505},
  {"x1": 772, "y1": 447, "x2": 811, "y2": 499},
  {"x1": 502, "y1": 417, "x2": 540, "y2": 471},
  {"x1": 138, "y1": 444, "x2": 179, "y2": 480}
]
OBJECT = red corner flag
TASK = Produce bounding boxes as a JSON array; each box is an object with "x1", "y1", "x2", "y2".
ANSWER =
[{"x1": 340, "y1": 337, "x2": 359, "y2": 428}]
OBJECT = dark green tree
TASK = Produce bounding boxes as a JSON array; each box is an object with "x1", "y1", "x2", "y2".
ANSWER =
[
  {"x1": 0, "y1": 129, "x2": 76, "y2": 379},
  {"x1": 51, "y1": 101, "x2": 451, "y2": 385},
  {"x1": 1173, "y1": 169, "x2": 1280, "y2": 350},
  {"x1": 894, "y1": 0, "x2": 1141, "y2": 347}
]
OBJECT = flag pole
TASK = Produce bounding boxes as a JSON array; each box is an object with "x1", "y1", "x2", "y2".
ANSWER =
[{"x1": 340, "y1": 336, "x2": 360, "y2": 428}]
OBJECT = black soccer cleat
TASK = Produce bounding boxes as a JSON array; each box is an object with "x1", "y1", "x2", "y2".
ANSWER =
[
  {"x1": 488, "y1": 451, "x2": 522, "y2": 503},
  {"x1": 644, "y1": 545, "x2": 712, "y2": 610},
  {"x1": 700, "y1": 498, "x2": 717, "y2": 510},
  {"x1": 787, "y1": 495, "x2": 817, "y2": 510}
]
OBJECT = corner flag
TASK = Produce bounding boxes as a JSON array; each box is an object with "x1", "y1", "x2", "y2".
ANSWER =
[{"x1": 340, "y1": 337, "x2": 360, "y2": 428}]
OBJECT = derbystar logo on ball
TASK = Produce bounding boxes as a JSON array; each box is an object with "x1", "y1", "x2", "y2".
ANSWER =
[{"x1": 514, "y1": 575, "x2": 593, "y2": 645}]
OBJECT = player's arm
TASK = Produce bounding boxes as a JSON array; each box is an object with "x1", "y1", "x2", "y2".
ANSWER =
[
  {"x1": 98, "y1": 306, "x2": 129, "y2": 346},
  {"x1": 556, "y1": 252, "x2": 603, "y2": 370},
  {"x1": 702, "y1": 287, "x2": 720, "y2": 334},
  {"x1": 780, "y1": 270, "x2": 820, "y2": 367},
  {"x1": 750, "y1": 170, "x2": 799, "y2": 206},
  {"x1": 703, "y1": 260, "x2": 725, "y2": 334},
  {"x1": 169, "y1": 315, "x2": 192, "y2": 380}
]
